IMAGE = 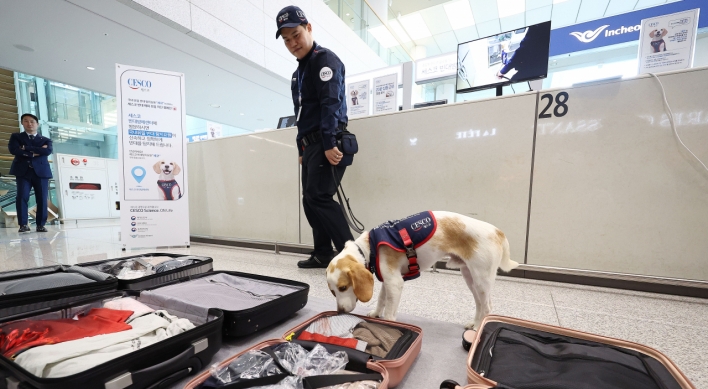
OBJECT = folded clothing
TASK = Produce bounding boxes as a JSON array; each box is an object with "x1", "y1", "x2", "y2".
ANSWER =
[
  {"x1": 139, "y1": 273, "x2": 304, "y2": 325},
  {"x1": 352, "y1": 322, "x2": 403, "y2": 358},
  {"x1": 304, "y1": 315, "x2": 364, "y2": 338},
  {"x1": 84, "y1": 257, "x2": 201, "y2": 280},
  {"x1": 15, "y1": 310, "x2": 194, "y2": 378},
  {"x1": 103, "y1": 297, "x2": 155, "y2": 322},
  {"x1": 0, "y1": 308, "x2": 133, "y2": 358},
  {"x1": 298, "y1": 331, "x2": 367, "y2": 352}
]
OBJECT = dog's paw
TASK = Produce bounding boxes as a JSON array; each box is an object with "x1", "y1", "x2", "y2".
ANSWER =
[
  {"x1": 464, "y1": 322, "x2": 477, "y2": 331},
  {"x1": 367, "y1": 310, "x2": 381, "y2": 318}
]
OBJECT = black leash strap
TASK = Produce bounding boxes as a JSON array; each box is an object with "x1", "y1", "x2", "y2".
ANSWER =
[{"x1": 331, "y1": 165, "x2": 365, "y2": 233}]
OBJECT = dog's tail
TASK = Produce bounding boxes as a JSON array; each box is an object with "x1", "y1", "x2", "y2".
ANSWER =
[{"x1": 498, "y1": 235, "x2": 519, "y2": 273}]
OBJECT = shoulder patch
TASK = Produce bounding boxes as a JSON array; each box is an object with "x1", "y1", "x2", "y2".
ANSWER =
[{"x1": 319, "y1": 67, "x2": 333, "y2": 81}]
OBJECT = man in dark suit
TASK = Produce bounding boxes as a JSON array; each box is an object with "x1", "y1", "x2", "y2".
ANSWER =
[{"x1": 8, "y1": 114, "x2": 53, "y2": 233}]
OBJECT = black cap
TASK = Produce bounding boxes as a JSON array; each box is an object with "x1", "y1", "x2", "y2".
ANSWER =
[{"x1": 275, "y1": 5, "x2": 308, "y2": 38}]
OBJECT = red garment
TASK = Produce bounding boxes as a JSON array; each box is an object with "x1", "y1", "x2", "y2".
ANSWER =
[
  {"x1": 0, "y1": 308, "x2": 133, "y2": 358},
  {"x1": 297, "y1": 331, "x2": 361, "y2": 350}
]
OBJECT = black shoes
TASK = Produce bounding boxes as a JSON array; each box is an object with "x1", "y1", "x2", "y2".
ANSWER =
[
  {"x1": 297, "y1": 251, "x2": 335, "y2": 269},
  {"x1": 18, "y1": 225, "x2": 30, "y2": 233},
  {"x1": 36, "y1": 226, "x2": 47, "y2": 232}
]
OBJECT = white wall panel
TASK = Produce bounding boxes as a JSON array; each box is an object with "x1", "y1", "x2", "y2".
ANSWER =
[
  {"x1": 527, "y1": 68, "x2": 708, "y2": 280},
  {"x1": 188, "y1": 129, "x2": 300, "y2": 242}
]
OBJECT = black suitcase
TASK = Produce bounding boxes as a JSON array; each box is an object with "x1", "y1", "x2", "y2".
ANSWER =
[
  {"x1": 134, "y1": 270, "x2": 309, "y2": 337},
  {"x1": 78, "y1": 253, "x2": 213, "y2": 291},
  {"x1": 0, "y1": 291, "x2": 223, "y2": 389},
  {"x1": 0, "y1": 265, "x2": 118, "y2": 318}
]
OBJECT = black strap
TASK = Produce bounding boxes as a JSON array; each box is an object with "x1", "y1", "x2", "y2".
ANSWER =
[
  {"x1": 303, "y1": 373, "x2": 383, "y2": 389},
  {"x1": 331, "y1": 166, "x2": 365, "y2": 233}
]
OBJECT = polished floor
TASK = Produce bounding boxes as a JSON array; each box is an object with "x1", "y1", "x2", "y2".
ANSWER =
[{"x1": 1, "y1": 223, "x2": 707, "y2": 387}]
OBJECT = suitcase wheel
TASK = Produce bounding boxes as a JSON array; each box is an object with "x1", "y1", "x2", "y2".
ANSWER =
[
  {"x1": 462, "y1": 330, "x2": 475, "y2": 351},
  {"x1": 440, "y1": 379, "x2": 460, "y2": 389}
]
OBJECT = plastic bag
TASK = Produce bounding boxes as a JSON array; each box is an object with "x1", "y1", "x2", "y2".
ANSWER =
[
  {"x1": 210, "y1": 350, "x2": 283, "y2": 384},
  {"x1": 210, "y1": 343, "x2": 349, "y2": 388},
  {"x1": 154, "y1": 258, "x2": 198, "y2": 273}
]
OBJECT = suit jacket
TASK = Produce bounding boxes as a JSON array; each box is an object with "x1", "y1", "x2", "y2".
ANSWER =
[{"x1": 8, "y1": 132, "x2": 53, "y2": 178}]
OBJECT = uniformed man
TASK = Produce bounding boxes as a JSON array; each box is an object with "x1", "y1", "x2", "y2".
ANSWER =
[{"x1": 276, "y1": 5, "x2": 354, "y2": 268}]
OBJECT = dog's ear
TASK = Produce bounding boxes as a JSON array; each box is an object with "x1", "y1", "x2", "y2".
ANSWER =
[
  {"x1": 349, "y1": 264, "x2": 374, "y2": 303},
  {"x1": 661, "y1": 29, "x2": 668, "y2": 36},
  {"x1": 152, "y1": 161, "x2": 162, "y2": 174},
  {"x1": 650, "y1": 30, "x2": 656, "y2": 38},
  {"x1": 172, "y1": 163, "x2": 181, "y2": 175}
]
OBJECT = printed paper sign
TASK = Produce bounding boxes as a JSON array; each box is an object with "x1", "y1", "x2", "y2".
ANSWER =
[
  {"x1": 346, "y1": 80, "x2": 370, "y2": 118},
  {"x1": 638, "y1": 9, "x2": 699, "y2": 75},
  {"x1": 207, "y1": 121, "x2": 222, "y2": 139},
  {"x1": 373, "y1": 74, "x2": 397, "y2": 114},
  {"x1": 116, "y1": 64, "x2": 189, "y2": 249}
]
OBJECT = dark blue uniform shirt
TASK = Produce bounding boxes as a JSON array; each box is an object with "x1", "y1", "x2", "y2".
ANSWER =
[{"x1": 291, "y1": 42, "x2": 347, "y2": 156}]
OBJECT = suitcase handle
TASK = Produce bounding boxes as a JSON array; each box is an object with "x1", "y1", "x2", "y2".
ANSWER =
[{"x1": 106, "y1": 341, "x2": 206, "y2": 389}]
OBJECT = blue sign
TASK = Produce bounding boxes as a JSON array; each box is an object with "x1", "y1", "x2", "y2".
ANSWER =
[{"x1": 550, "y1": 0, "x2": 705, "y2": 56}]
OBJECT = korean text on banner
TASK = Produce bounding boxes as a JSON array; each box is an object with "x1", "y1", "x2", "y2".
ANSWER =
[
  {"x1": 346, "y1": 80, "x2": 370, "y2": 118},
  {"x1": 638, "y1": 9, "x2": 699, "y2": 75},
  {"x1": 116, "y1": 64, "x2": 189, "y2": 249},
  {"x1": 373, "y1": 74, "x2": 397, "y2": 114}
]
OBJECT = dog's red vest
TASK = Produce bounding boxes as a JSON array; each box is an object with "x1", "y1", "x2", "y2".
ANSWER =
[
  {"x1": 157, "y1": 179, "x2": 182, "y2": 200},
  {"x1": 368, "y1": 211, "x2": 437, "y2": 282}
]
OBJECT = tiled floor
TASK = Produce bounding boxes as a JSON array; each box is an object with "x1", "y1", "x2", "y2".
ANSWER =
[{"x1": 1, "y1": 223, "x2": 707, "y2": 387}]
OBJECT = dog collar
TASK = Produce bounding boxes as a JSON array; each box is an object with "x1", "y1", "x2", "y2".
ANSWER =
[{"x1": 354, "y1": 242, "x2": 366, "y2": 263}]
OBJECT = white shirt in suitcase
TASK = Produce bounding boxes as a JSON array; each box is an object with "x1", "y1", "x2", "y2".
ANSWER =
[{"x1": 15, "y1": 310, "x2": 194, "y2": 378}]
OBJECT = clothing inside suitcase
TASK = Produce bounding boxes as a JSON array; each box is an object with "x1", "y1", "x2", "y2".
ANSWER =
[
  {"x1": 290, "y1": 314, "x2": 419, "y2": 362},
  {"x1": 137, "y1": 273, "x2": 307, "y2": 325},
  {"x1": 0, "y1": 293, "x2": 220, "y2": 380},
  {"x1": 81, "y1": 254, "x2": 206, "y2": 280},
  {"x1": 472, "y1": 322, "x2": 684, "y2": 389},
  {"x1": 0, "y1": 266, "x2": 112, "y2": 295}
]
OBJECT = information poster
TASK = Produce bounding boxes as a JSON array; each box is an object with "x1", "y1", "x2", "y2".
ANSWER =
[
  {"x1": 116, "y1": 64, "x2": 189, "y2": 249},
  {"x1": 207, "y1": 121, "x2": 222, "y2": 139},
  {"x1": 373, "y1": 74, "x2": 397, "y2": 114},
  {"x1": 638, "y1": 9, "x2": 699, "y2": 75},
  {"x1": 346, "y1": 80, "x2": 370, "y2": 118}
]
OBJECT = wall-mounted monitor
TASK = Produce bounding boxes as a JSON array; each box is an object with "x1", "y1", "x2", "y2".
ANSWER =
[
  {"x1": 277, "y1": 115, "x2": 296, "y2": 129},
  {"x1": 456, "y1": 21, "x2": 551, "y2": 94}
]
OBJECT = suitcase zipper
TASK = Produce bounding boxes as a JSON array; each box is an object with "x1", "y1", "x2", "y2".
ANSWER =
[{"x1": 476, "y1": 327, "x2": 502, "y2": 376}]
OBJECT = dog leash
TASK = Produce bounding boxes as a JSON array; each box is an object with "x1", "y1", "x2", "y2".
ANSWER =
[{"x1": 331, "y1": 166, "x2": 365, "y2": 234}]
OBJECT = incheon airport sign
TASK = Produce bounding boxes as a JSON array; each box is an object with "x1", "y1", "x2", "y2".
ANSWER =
[{"x1": 550, "y1": 0, "x2": 706, "y2": 56}]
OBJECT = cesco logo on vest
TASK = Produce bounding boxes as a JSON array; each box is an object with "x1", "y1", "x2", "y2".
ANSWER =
[
  {"x1": 411, "y1": 217, "x2": 432, "y2": 232},
  {"x1": 127, "y1": 78, "x2": 152, "y2": 90}
]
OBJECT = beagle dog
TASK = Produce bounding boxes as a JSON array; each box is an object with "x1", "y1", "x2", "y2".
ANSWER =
[
  {"x1": 152, "y1": 160, "x2": 182, "y2": 200},
  {"x1": 649, "y1": 28, "x2": 668, "y2": 53},
  {"x1": 326, "y1": 211, "x2": 519, "y2": 330}
]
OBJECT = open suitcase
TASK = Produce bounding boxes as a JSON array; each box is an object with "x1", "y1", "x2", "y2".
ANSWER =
[
  {"x1": 133, "y1": 271, "x2": 310, "y2": 338},
  {"x1": 184, "y1": 311, "x2": 423, "y2": 389},
  {"x1": 0, "y1": 290, "x2": 223, "y2": 389},
  {"x1": 78, "y1": 253, "x2": 213, "y2": 291},
  {"x1": 446, "y1": 315, "x2": 695, "y2": 389}
]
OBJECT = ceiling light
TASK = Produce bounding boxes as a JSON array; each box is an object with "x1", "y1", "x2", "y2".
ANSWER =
[
  {"x1": 346, "y1": 13, "x2": 350, "y2": 16},
  {"x1": 399, "y1": 13, "x2": 432, "y2": 40},
  {"x1": 240, "y1": 113, "x2": 244, "y2": 115},
  {"x1": 13, "y1": 44, "x2": 34, "y2": 52},
  {"x1": 368, "y1": 25, "x2": 399, "y2": 48},
  {"x1": 388, "y1": 20, "x2": 411, "y2": 43},
  {"x1": 86, "y1": 66, "x2": 95, "y2": 70},
  {"x1": 210, "y1": 104, "x2": 220, "y2": 108},
  {"x1": 553, "y1": 0, "x2": 569, "y2": 3},
  {"x1": 497, "y1": 0, "x2": 525, "y2": 18},
  {"x1": 444, "y1": 0, "x2": 475, "y2": 30}
]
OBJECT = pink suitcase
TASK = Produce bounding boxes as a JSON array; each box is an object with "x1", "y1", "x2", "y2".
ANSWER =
[
  {"x1": 184, "y1": 311, "x2": 422, "y2": 389},
  {"x1": 446, "y1": 315, "x2": 695, "y2": 389}
]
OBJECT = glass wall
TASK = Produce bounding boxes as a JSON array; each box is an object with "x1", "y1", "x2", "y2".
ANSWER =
[{"x1": 14, "y1": 72, "x2": 252, "y2": 162}]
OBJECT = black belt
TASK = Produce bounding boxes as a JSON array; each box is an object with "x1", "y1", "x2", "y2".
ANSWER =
[
  {"x1": 300, "y1": 123, "x2": 348, "y2": 148},
  {"x1": 300, "y1": 131, "x2": 321, "y2": 147}
]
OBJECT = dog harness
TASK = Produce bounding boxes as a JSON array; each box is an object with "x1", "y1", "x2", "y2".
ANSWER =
[
  {"x1": 651, "y1": 39, "x2": 666, "y2": 52},
  {"x1": 157, "y1": 179, "x2": 182, "y2": 200},
  {"x1": 368, "y1": 211, "x2": 437, "y2": 282}
]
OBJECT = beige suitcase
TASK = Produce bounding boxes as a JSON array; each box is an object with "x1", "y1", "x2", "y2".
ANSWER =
[{"x1": 184, "y1": 311, "x2": 422, "y2": 389}]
